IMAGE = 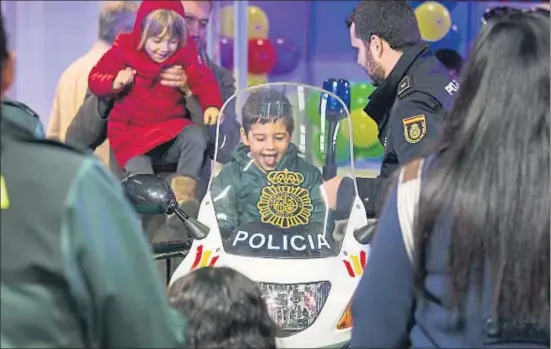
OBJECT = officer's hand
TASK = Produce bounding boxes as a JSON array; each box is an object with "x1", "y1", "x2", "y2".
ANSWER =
[{"x1": 323, "y1": 176, "x2": 343, "y2": 209}]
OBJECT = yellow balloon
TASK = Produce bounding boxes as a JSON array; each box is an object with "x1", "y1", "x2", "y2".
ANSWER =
[
  {"x1": 219, "y1": 5, "x2": 269, "y2": 39},
  {"x1": 219, "y1": 5, "x2": 235, "y2": 38},
  {"x1": 248, "y1": 74, "x2": 268, "y2": 87},
  {"x1": 414, "y1": 1, "x2": 452, "y2": 42},
  {"x1": 341, "y1": 109, "x2": 379, "y2": 149}
]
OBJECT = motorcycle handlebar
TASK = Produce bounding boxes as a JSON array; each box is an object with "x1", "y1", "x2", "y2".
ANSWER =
[{"x1": 150, "y1": 239, "x2": 193, "y2": 255}]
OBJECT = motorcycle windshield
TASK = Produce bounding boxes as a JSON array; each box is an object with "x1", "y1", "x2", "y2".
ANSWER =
[{"x1": 209, "y1": 82, "x2": 359, "y2": 259}]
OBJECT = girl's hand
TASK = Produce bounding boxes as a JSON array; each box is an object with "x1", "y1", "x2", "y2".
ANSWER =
[
  {"x1": 113, "y1": 67, "x2": 136, "y2": 90},
  {"x1": 203, "y1": 107, "x2": 220, "y2": 126}
]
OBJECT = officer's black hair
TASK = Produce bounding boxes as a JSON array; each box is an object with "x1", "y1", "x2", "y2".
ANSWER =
[
  {"x1": 435, "y1": 48, "x2": 463, "y2": 74},
  {"x1": 414, "y1": 11, "x2": 550, "y2": 332},
  {"x1": 168, "y1": 267, "x2": 277, "y2": 348},
  {"x1": 347, "y1": 1, "x2": 421, "y2": 50},
  {"x1": 241, "y1": 88, "x2": 294, "y2": 135}
]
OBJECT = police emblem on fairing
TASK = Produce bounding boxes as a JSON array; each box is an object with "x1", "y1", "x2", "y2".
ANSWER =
[
  {"x1": 257, "y1": 169, "x2": 313, "y2": 229},
  {"x1": 403, "y1": 114, "x2": 427, "y2": 144}
]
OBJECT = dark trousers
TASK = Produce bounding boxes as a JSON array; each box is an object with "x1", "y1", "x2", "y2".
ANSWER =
[{"x1": 124, "y1": 124, "x2": 208, "y2": 180}]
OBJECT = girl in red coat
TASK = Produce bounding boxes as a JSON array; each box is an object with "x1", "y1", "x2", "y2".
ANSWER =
[{"x1": 88, "y1": 0, "x2": 223, "y2": 233}]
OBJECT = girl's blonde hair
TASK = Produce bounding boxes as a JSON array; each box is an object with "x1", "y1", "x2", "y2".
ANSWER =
[{"x1": 138, "y1": 9, "x2": 187, "y2": 49}]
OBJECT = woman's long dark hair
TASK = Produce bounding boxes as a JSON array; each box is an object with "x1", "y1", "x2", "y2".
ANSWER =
[
  {"x1": 414, "y1": 11, "x2": 550, "y2": 329},
  {"x1": 168, "y1": 267, "x2": 277, "y2": 349}
]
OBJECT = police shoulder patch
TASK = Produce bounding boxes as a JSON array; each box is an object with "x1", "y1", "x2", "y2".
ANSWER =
[{"x1": 402, "y1": 114, "x2": 427, "y2": 144}]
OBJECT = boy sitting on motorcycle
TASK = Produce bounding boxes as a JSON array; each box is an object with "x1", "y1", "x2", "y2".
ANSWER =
[{"x1": 211, "y1": 89, "x2": 331, "y2": 238}]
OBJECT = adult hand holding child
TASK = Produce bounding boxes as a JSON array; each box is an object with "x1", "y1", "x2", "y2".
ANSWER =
[{"x1": 160, "y1": 65, "x2": 188, "y2": 88}]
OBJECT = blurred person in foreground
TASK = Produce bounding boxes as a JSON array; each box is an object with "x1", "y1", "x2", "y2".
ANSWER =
[
  {"x1": 324, "y1": 1, "x2": 458, "y2": 219},
  {"x1": 350, "y1": 9, "x2": 550, "y2": 348},
  {"x1": 168, "y1": 267, "x2": 277, "y2": 349},
  {"x1": 0, "y1": 13, "x2": 184, "y2": 348},
  {"x1": 47, "y1": 1, "x2": 137, "y2": 165},
  {"x1": 435, "y1": 48, "x2": 463, "y2": 80}
]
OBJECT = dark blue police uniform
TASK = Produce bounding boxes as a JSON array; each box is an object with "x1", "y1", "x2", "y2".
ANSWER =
[{"x1": 340, "y1": 43, "x2": 459, "y2": 218}]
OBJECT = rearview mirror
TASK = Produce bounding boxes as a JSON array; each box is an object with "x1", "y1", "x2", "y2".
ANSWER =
[
  {"x1": 122, "y1": 174, "x2": 174, "y2": 215},
  {"x1": 121, "y1": 174, "x2": 209, "y2": 240},
  {"x1": 354, "y1": 219, "x2": 378, "y2": 245}
]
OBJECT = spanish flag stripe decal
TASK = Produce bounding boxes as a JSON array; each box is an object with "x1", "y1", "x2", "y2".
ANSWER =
[
  {"x1": 403, "y1": 116, "x2": 424, "y2": 124},
  {"x1": 360, "y1": 250, "x2": 367, "y2": 269},
  {"x1": 200, "y1": 250, "x2": 212, "y2": 267},
  {"x1": 191, "y1": 245, "x2": 203, "y2": 269},
  {"x1": 351, "y1": 255, "x2": 363, "y2": 275},
  {"x1": 343, "y1": 260, "x2": 355, "y2": 277},
  {"x1": 208, "y1": 256, "x2": 219, "y2": 267}
]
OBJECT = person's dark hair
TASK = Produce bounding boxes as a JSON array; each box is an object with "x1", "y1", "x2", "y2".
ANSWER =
[
  {"x1": 0, "y1": 12, "x2": 8, "y2": 73},
  {"x1": 346, "y1": 1, "x2": 421, "y2": 50},
  {"x1": 168, "y1": 267, "x2": 277, "y2": 349},
  {"x1": 435, "y1": 48, "x2": 463, "y2": 74},
  {"x1": 242, "y1": 88, "x2": 294, "y2": 134},
  {"x1": 414, "y1": 10, "x2": 550, "y2": 331}
]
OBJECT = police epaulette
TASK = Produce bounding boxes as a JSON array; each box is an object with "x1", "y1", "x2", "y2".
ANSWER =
[
  {"x1": 397, "y1": 76, "x2": 414, "y2": 99},
  {"x1": 2, "y1": 99, "x2": 40, "y2": 119}
]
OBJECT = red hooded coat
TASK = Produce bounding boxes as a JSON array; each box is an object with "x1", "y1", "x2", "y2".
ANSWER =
[{"x1": 88, "y1": 0, "x2": 223, "y2": 168}]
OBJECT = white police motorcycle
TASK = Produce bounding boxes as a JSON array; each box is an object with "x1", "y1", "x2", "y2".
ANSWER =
[{"x1": 124, "y1": 82, "x2": 375, "y2": 348}]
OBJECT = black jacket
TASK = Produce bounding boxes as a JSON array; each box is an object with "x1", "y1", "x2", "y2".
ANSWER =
[{"x1": 340, "y1": 43, "x2": 458, "y2": 218}]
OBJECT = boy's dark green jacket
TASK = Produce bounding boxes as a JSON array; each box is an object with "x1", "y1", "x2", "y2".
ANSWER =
[{"x1": 211, "y1": 143, "x2": 329, "y2": 234}]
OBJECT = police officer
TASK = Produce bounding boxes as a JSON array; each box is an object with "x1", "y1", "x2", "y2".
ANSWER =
[
  {"x1": 324, "y1": 1, "x2": 459, "y2": 219},
  {"x1": 0, "y1": 15, "x2": 184, "y2": 347},
  {"x1": 2, "y1": 98, "x2": 45, "y2": 139}
]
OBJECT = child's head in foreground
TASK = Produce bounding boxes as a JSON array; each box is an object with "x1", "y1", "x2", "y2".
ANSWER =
[
  {"x1": 168, "y1": 266, "x2": 277, "y2": 349},
  {"x1": 240, "y1": 89, "x2": 295, "y2": 171},
  {"x1": 138, "y1": 4, "x2": 187, "y2": 63}
]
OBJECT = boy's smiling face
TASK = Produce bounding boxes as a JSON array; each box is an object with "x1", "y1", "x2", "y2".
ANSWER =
[{"x1": 241, "y1": 119, "x2": 291, "y2": 172}]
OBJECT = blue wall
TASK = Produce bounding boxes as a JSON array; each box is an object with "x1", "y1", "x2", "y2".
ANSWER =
[{"x1": 225, "y1": 1, "x2": 544, "y2": 86}]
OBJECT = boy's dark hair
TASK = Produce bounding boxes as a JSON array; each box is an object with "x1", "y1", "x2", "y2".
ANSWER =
[
  {"x1": 346, "y1": 1, "x2": 421, "y2": 50},
  {"x1": 241, "y1": 89, "x2": 294, "y2": 134},
  {"x1": 168, "y1": 267, "x2": 277, "y2": 349},
  {"x1": 435, "y1": 48, "x2": 463, "y2": 73}
]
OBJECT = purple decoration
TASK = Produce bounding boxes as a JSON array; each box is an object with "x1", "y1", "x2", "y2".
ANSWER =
[
  {"x1": 270, "y1": 38, "x2": 300, "y2": 75},
  {"x1": 219, "y1": 37, "x2": 234, "y2": 70}
]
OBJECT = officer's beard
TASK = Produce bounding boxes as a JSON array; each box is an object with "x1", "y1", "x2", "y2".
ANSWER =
[{"x1": 364, "y1": 48, "x2": 386, "y2": 87}]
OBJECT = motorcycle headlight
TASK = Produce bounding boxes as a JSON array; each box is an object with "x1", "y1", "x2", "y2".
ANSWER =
[{"x1": 259, "y1": 281, "x2": 331, "y2": 337}]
